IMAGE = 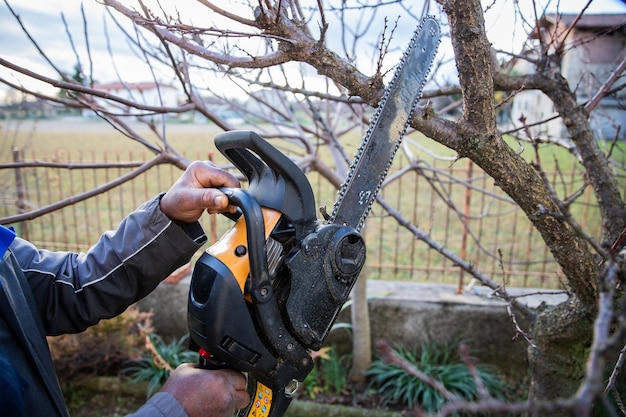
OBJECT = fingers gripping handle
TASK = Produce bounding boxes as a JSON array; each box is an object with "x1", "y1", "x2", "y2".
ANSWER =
[{"x1": 214, "y1": 131, "x2": 317, "y2": 239}]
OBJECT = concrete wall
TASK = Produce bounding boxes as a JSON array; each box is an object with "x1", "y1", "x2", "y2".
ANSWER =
[{"x1": 137, "y1": 279, "x2": 567, "y2": 379}]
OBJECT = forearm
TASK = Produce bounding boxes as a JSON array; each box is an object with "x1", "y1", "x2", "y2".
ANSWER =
[
  {"x1": 125, "y1": 392, "x2": 187, "y2": 417},
  {"x1": 12, "y1": 195, "x2": 207, "y2": 335}
]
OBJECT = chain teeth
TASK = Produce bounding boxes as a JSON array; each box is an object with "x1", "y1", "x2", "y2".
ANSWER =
[{"x1": 329, "y1": 16, "x2": 441, "y2": 230}]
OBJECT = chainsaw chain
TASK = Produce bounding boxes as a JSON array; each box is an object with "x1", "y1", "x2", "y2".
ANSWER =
[{"x1": 329, "y1": 15, "x2": 440, "y2": 231}]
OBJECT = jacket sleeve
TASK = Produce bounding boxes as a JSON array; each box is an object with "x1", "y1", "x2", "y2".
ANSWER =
[
  {"x1": 125, "y1": 392, "x2": 188, "y2": 417},
  {"x1": 10, "y1": 195, "x2": 207, "y2": 335}
]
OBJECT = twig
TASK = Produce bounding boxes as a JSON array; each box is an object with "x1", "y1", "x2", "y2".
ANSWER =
[
  {"x1": 375, "y1": 194, "x2": 536, "y2": 320},
  {"x1": 554, "y1": 0, "x2": 593, "y2": 57},
  {"x1": 457, "y1": 344, "x2": 490, "y2": 400},
  {"x1": 605, "y1": 344, "x2": 626, "y2": 395},
  {"x1": 494, "y1": 85, "x2": 524, "y2": 110},
  {"x1": 585, "y1": 56, "x2": 626, "y2": 112},
  {"x1": 507, "y1": 305, "x2": 537, "y2": 348},
  {"x1": 0, "y1": 57, "x2": 195, "y2": 114}
]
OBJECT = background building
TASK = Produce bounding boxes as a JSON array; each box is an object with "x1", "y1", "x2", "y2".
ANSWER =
[{"x1": 510, "y1": 5, "x2": 626, "y2": 140}]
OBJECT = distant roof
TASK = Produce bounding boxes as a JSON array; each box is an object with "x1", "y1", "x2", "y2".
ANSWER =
[
  {"x1": 544, "y1": 0, "x2": 626, "y2": 15},
  {"x1": 92, "y1": 81, "x2": 176, "y2": 91},
  {"x1": 542, "y1": 13, "x2": 626, "y2": 30}
]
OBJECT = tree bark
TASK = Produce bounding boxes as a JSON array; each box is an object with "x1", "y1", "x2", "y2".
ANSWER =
[
  {"x1": 527, "y1": 299, "x2": 594, "y2": 417},
  {"x1": 434, "y1": 0, "x2": 600, "y2": 410}
]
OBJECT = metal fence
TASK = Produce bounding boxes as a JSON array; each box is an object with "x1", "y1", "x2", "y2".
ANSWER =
[{"x1": 1, "y1": 147, "x2": 603, "y2": 289}]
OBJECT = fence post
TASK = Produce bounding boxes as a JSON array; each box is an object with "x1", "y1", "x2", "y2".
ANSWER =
[
  {"x1": 458, "y1": 158, "x2": 473, "y2": 294},
  {"x1": 12, "y1": 147, "x2": 28, "y2": 239}
]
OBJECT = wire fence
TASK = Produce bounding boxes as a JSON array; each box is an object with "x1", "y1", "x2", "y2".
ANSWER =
[{"x1": 0, "y1": 146, "x2": 604, "y2": 289}]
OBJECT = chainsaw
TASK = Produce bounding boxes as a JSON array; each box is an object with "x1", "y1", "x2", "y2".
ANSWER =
[{"x1": 187, "y1": 16, "x2": 440, "y2": 417}]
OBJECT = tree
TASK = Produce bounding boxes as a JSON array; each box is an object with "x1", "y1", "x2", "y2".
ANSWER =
[{"x1": 2, "y1": 0, "x2": 626, "y2": 415}]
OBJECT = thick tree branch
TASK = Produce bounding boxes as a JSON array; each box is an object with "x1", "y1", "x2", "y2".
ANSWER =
[
  {"x1": 493, "y1": 64, "x2": 626, "y2": 245},
  {"x1": 443, "y1": 0, "x2": 496, "y2": 131}
]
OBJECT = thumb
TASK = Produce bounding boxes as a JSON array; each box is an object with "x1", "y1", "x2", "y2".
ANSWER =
[{"x1": 204, "y1": 189, "x2": 236, "y2": 214}]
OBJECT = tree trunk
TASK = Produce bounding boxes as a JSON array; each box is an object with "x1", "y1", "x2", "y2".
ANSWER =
[
  {"x1": 437, "y1": 2, "x2": 600, "y2": 414},
  {"x1": 528, "y1": 298, "x2": 594, "y2": 416}
]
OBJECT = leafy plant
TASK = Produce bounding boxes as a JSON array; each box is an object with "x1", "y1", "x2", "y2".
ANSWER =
[
  {"x1": 365, "y1": 342, "x2": 510, "y2": 412},
  {"x1": 320, "y1": 347, "x2": 350, "y2": 395},
  {"x1": 300, "y1": 346, "x2": 350, "y2": 399},
  {"x1": 125, "y1": 333, "x2": 199, "y2": 397}
]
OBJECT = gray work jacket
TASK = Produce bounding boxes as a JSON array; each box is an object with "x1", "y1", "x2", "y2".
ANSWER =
[{"x1": 0, "y1": 196, "x2": 206, "y2": 417}]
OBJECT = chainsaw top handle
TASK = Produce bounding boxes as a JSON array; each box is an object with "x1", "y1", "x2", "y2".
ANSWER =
[{"x1": 215, "y1": 131, "x2": 317, "y2": 239}]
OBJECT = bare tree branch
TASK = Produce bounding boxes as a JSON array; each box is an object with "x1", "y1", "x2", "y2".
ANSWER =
[
  {"x1": 0, "y1": 153, "x2": 176, "y2": 224},
  {"x1": 0, "y1": 57, "x2": 196, "y2": 114}
]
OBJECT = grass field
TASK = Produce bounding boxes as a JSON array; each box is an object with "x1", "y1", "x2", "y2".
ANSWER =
[{"x1": 1, "y1": 117, "x2": 618, "y2": 288}]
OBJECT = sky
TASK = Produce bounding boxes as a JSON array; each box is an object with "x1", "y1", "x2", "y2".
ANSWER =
[{"x1": 1, "y1": 0, "x2": 625, "y2": 100}]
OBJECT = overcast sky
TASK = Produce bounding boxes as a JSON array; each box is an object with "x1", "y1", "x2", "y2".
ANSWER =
[{"x1": 1, "y1": 0, "x2": 625, "y2": 99}]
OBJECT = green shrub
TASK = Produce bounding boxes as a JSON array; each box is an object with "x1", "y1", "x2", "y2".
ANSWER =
[
  {"x1": 320, "y1": 347, "x2": 350, "y2": 395},
  {"x1": 365, "y1": 342, "x2": 510, "y2": 412}
]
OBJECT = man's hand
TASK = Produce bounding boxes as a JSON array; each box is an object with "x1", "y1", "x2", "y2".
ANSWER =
[
  {"x1": 161, "y1": 364, "x2": 250, "y2": 417},
  {"x1": 160, "y1": 161, "x2": 240, "y2": 223}
]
